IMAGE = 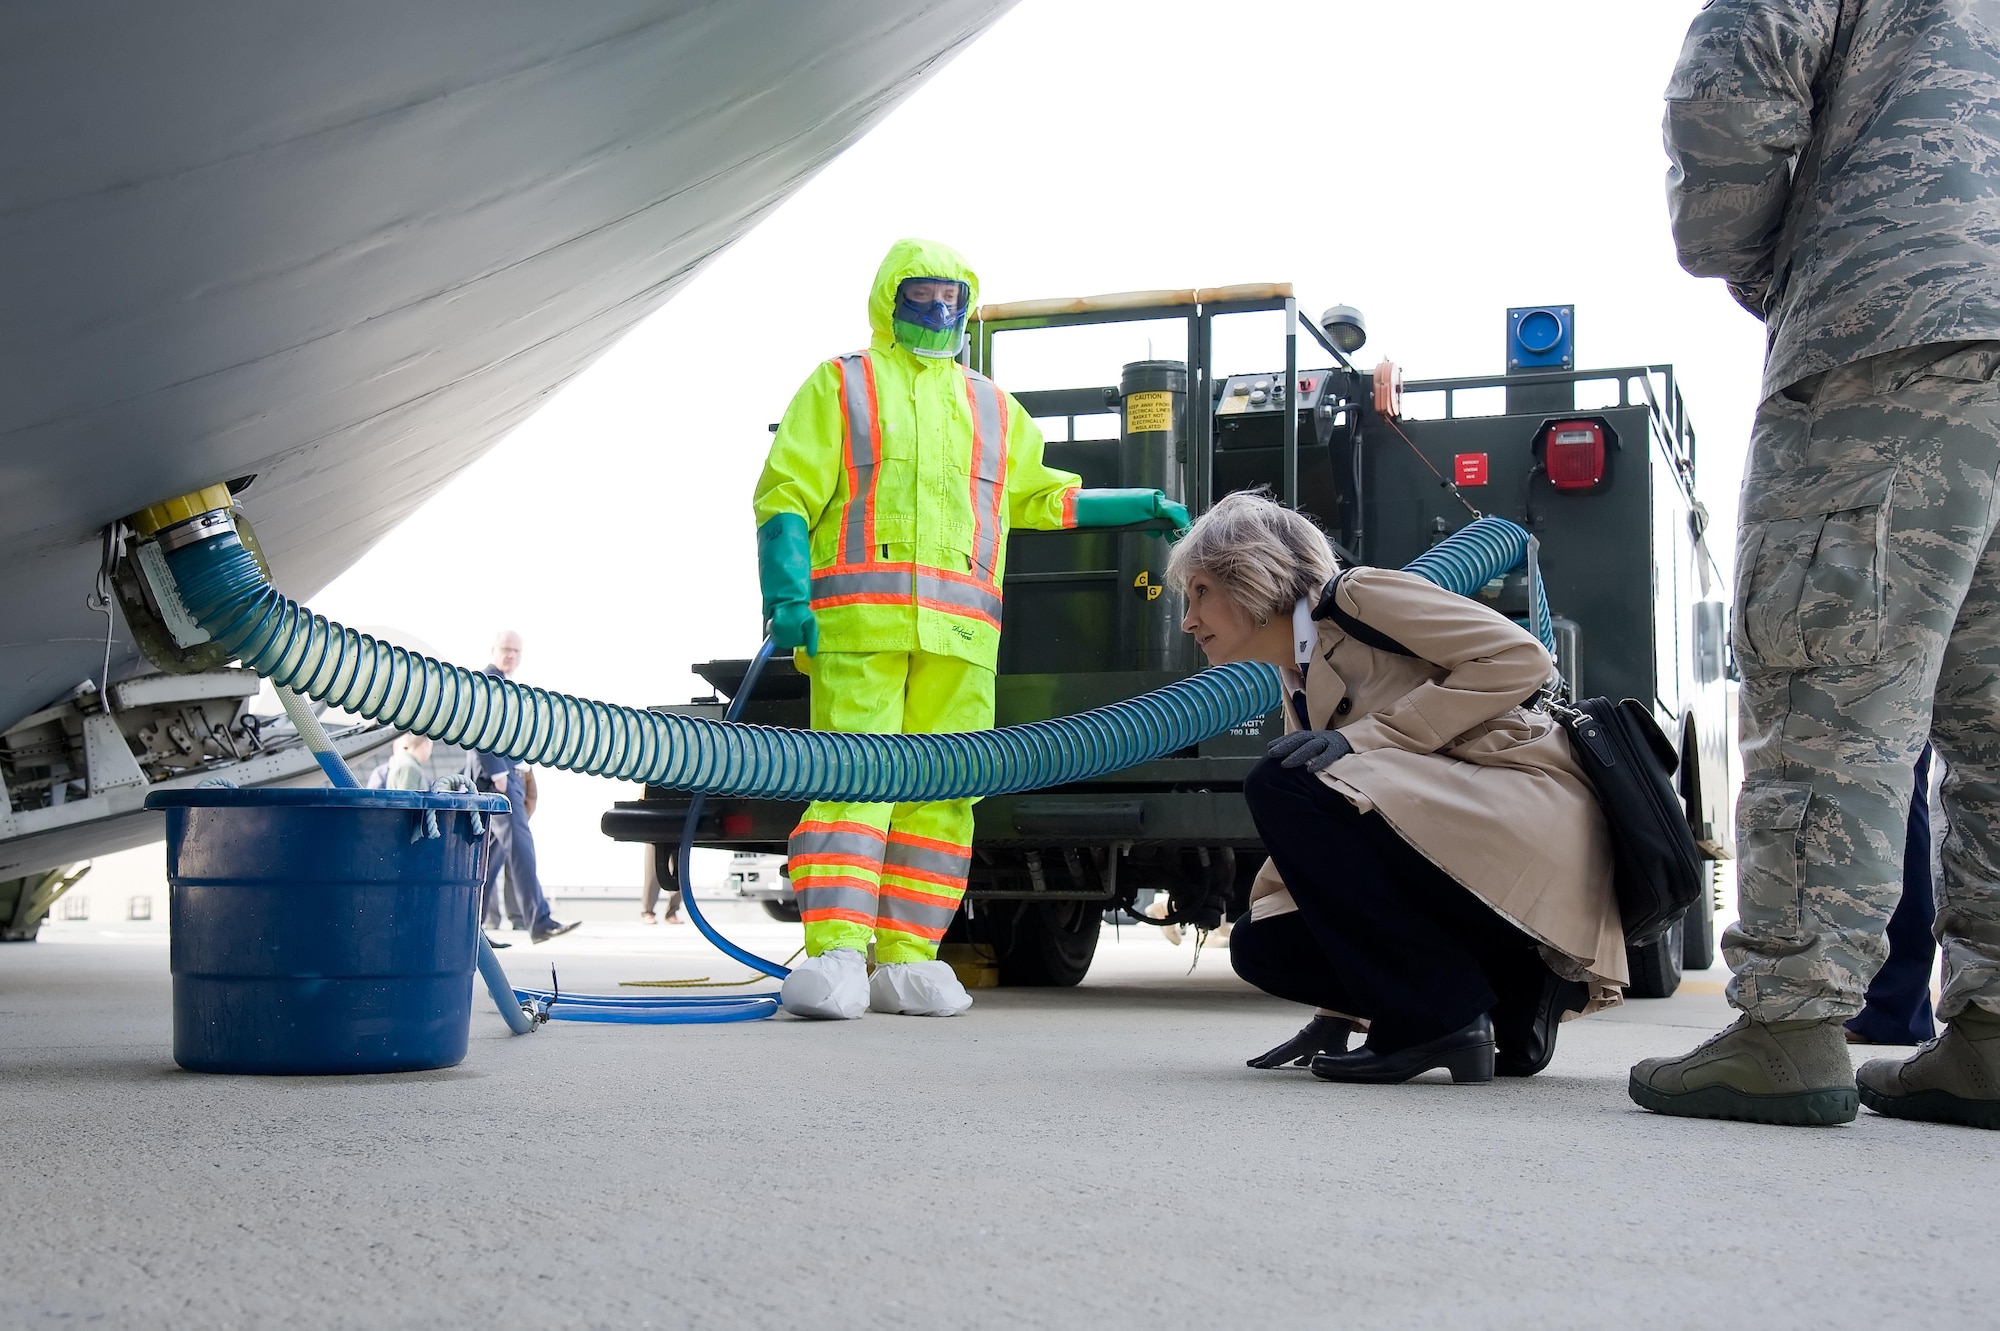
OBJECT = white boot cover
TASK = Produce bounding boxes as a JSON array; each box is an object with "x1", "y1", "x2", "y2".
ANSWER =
[
  {"x1": 868, "y1": 960, "x2": 974, "y2": 1016},
  {"x1": 780, "y1": 948, "x2": 869, "y2": 1020}
]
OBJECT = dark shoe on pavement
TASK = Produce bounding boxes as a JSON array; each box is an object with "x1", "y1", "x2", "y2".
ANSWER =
[
  {"x1": 483, "y1": 933, "x2": 511, "y2": 950},
  {"x1": 1629, "y1": 1015, "x2": 1857, "y2": 1125},
  {"x1": 1248, "y1": 1014, "x2": 1354, "y2": 1069},
  {"x1": 1857, "y1": 1006, "x2": 2000, "y2": 1130},
  {"x1": 1309, "y1": 1014, "x2": 1495, "y2": 1085},
  {"x1": 1494, "y1": 970, "x2": 1589, "y2": 1077},
  {"x1": 530, "y1": 920, "x2": 580, "y2": 944}
]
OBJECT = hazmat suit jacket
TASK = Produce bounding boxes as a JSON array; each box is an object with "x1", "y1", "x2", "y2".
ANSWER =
[
  {"x1": 1665, "y1": 0, "x2": 2000, "y2": 398},
  {"x1": 753, "y1": 239, "x2": 1080, "y2": 667}
]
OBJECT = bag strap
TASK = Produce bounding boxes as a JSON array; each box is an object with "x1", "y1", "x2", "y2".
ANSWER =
[{"x1": 1312, "y1": 568, "x2": 1417, "y2": 658}]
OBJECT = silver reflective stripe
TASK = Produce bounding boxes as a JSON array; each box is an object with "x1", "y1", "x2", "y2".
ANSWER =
[
  {"x1": 790, "y1": 827, "x2": 888, "y2": 861},
  {"x1": 795, "y1": 882, "x2": 878, "y2": 918},
  {"x1": 913, "y1": 571, "x2": 1003, "y2": 622},
  {"x1": 964, "y1": 371, "x2": 1008, "y2": 579},
  {"x1": 878, "y1": 891, "x2": 960, "y2": 934},
  {"x1": 811, "y1": 568, "x2": 911, "y2": 600},
  {"x1": 883, "y1": 840, "x2": 972, "y2": 880},
  {"x1": 839, "y1": 354, "x2": 876, "y2": 566}
]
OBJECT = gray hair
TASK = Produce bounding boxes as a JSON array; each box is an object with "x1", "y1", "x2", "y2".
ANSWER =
[{"x1": 1165, "y1": 490, "x2": 1337, "y2": 624}]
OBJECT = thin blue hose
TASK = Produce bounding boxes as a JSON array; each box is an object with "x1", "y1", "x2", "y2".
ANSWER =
[
  {"x1": 507, "y1": 988, "x2": 778, "y2": 1024},
  {"x1": 671, "y1": 637, "x2": 793, "y2": 980},
  {"x1": 509, "y1": 637, "x2": 791, "y2": 1023}
]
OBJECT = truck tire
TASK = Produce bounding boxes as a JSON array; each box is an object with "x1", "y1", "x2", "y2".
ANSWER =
[
  {"x1": 990, "y1": 899, "x2": 1101, "y2": 987},
  {"x1": 1681, "y1": 866, "x2": 1719, "y2": 971},
  {"x1": 762, "y1": 900, "x2": 803, "y2": 923},
  {"x1": 1626, "y1": 915, "x2": 1685, "y2": 999}
]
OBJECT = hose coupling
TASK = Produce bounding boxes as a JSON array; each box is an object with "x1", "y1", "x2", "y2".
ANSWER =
[{"x1": 129, "y1": 484, "x2": 237, "y2": 550}]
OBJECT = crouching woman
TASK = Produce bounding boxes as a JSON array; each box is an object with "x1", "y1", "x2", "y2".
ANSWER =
[{"x1": 1170, "y1": 492, "x2": 1626, "y2": 1083}]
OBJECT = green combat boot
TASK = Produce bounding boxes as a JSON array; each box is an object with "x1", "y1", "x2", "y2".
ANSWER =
[
  {"x1": 1629, "y1": 1016, "x2": 1858, "y2": 1126},
  {"x1": 1856, "y1": 1006, "x2": 2000, "y2": 1130}
]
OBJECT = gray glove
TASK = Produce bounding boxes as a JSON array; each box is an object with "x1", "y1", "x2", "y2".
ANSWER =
[{"x1": 1268, "y1": 729, "x2": 1353, "y2": 772}]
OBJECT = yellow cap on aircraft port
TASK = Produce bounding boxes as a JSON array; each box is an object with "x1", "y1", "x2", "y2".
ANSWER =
[{"x1": 129, "y1": 484, "x2": 234, "y2": 538}]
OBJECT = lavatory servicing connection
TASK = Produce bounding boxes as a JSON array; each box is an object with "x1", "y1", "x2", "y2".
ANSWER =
[{"x1": 126, "y1": 484, "x2": 1546, "y2": 1036}]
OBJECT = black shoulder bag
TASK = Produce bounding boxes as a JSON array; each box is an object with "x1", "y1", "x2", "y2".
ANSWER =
[{"x1": 1314, "y1": 571, "x2": 1705, "y2": 945}]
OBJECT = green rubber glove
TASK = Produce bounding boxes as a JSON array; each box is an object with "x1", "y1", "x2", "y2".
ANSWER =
[
  {"x1": 1072, "y1": 488, "x2": 1192, "y2": 540},
  {"x1": 756, "y1": 514, "x2": 819, "y2": 655}
]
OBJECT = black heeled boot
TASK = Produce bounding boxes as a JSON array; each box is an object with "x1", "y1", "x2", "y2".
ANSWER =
[
  {"x1": 1494, "y1": 972, "x2": 1590, "y2": 1078},
  {"x1": 1309, "y1": 1013, "x2": 1496, "y2": 1085}
]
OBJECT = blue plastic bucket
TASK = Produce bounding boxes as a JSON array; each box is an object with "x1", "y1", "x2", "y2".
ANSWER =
[{"x1": 146, "y1": 786, "x2": 509, "y2": 1075}]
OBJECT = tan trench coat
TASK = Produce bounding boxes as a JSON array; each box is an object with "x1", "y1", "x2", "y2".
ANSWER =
[{"x1": 1249, "y1": 566, "x2": 1628, "y2": 1007}]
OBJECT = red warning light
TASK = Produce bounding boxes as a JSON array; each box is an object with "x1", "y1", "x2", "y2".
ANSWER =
[
  {"x1": 723, "y1": 812, "x2": 754, "y2": 837},
  {"x1": 1454, "y1": 453, "x2": 1489, "y2": 487},
  {"x1": 1544, "y1": 420, "x2": 1606, "y2": 491}
]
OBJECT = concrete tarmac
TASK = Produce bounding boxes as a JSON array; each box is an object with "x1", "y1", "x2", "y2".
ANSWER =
[{"x1": 5, "y1": 903, "x2": 1995, "y2": 1329}]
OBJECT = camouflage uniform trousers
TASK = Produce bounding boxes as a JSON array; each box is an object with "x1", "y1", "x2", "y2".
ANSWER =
[{"x1": 1728, "y1": 341, "x2": 2000, "y2": 1023}]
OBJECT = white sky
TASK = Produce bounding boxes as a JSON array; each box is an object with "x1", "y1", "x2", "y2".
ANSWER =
[{"x1": 312, "y1": 0, "x2": 1760, "y2": 889}]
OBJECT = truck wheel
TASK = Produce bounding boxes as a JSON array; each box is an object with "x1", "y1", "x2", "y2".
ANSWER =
[
  {"x1": 762, "y1": 900, "x2": 803, "y2": 923},
  {"x1": 1681, "y1": 866, "x2": 1719, "y2": 971},
  {"x1": 1626, "y1": 915, "x2": 1685, "y2": 999},
  {"x1": 990, "y1": 899, "x2": 1101, "y2": 987}
]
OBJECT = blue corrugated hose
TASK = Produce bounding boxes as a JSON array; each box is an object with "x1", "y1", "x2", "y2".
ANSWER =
[{"x1": 161, "y1": 515, "x2": 1543, "y2": 803}]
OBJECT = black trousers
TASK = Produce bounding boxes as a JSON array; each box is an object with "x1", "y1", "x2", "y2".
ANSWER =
[{"x1": 1233, "y1": 756, "x2": 1549, "y2": 1052}]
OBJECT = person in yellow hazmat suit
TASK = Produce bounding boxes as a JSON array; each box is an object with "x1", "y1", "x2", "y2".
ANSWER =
[{"x1": 754, "y1": 237, "x2": 1189, "y2": 1019}]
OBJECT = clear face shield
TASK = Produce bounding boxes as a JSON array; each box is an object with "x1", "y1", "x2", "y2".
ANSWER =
[{"x1": 892, "y1": 276, "x2": 970, "y2": 358}]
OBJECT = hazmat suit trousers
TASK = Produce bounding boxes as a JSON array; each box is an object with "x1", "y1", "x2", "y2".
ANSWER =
[
  {"x1": 788, "y1": 650, "x2": 993, "y2": 964},
  {"x1": 1728, "y1": 342, "x2": 2000, "y2": 1024}
]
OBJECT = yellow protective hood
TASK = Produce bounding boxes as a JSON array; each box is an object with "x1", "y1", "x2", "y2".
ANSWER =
[{"x1": 867, "y1": 237, "x2": 980, "y2": 352}]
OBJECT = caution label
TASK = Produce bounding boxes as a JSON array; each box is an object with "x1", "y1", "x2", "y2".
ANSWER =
[{"x1": 1125, "y1": 391, "x2": 1173, "y2": 434}]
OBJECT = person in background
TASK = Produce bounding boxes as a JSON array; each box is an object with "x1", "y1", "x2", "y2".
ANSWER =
[
  {"x1": 365, "y1": 732, "x2": 432, "y2": 790},
  {"x1": 641, "y1": 844, "x2": 683, "y2": 925},
  {"x1": 1632, "y1": 0, "x2": 2000, "y2": 1130},
  {"x1": 386, "y1": 733, "x2": 431, "y2": 790},
  {"x1": 475, "y1": 629, "x2": 577, "y2": 945}
]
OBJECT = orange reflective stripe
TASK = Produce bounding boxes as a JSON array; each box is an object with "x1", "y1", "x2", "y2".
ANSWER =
[
  {"x1": 876, "y1": 885, "x2": 958, "y2": 939},
  {"x1": 789, "y1": 822, "x2": 888, "y2": 861},
  {"x1": 885, "y1": 829, "x2": 973, "y2": 855},
  {"x1": 883, "y1": 832, "x2": 973, "y2": 880},
  {"x1": 790, "y1": 855, "x2": 884, "y2": 875},
  {"x1": 787, "y1": 872, "x2": 879, "y2": 894},
  {"x1": 794, "y1": 819, "x2": 890, "y2": 841},
  {"x1": 912, "y1": 569, "x2": 1003, "y2": 623},
  {"x1": 836, "y1": 354, "x2": 882, "y2": 566},
  {"x1": 884, "y1": 875, "x2": 960, "y2": 895},
  {"x1": 861, "y1": 356, "x2": 882, "y2": 555},
  {"x1": 1061, "y1": 485, "x2": 1079, "y2": 529},
  {"x1": 811, "y1": 564, "x2": 912, "y2": 608},
  {"x1": 880, "y1": 865, "x2": 965, "y2": 891},
  {"x1": 800, "y1": 905, "x2": 879, "y2": 929},
  {"x1": 876, "y1": 920, "x2": 952, "y2": 943},
  {"x1": 962, "y1": 370, "x2": 1009, "y2": 582}
]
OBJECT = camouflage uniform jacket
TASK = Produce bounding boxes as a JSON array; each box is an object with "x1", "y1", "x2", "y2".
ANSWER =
[{"x1": 1665, "y1": 0, "x2": 2000, "y2": 397}]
